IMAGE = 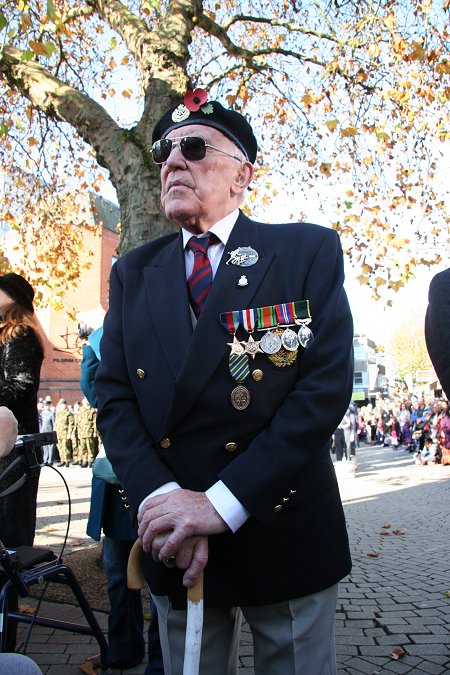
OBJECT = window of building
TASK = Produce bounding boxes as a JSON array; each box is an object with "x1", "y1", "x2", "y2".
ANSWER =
[{"x1": 354, "y1": 371, "x2": 363, "y2": 385}]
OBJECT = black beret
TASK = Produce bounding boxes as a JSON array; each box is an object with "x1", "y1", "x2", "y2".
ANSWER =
[
  {"x1": 152, "y1": 90, "x2": 257, "y2": 163},
  {"x1": 0, "y1": 272, "x2": 34, "y2": 312}
]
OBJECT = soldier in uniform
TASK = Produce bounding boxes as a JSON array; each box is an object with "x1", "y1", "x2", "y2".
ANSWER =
[
  {"x1": 54, "y1": 399, "x2": 75, "y2": 467},
  {"x1": 71, "y1": 401, "x2": 81, "y2": 464},
  {"x1": 76, "y1": 397, "x2": 97, "y2": 467}
]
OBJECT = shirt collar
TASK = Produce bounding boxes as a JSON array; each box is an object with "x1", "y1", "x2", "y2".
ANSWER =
[{"x1": 182, "y1": 209, "x2": 239, "y2": 249}]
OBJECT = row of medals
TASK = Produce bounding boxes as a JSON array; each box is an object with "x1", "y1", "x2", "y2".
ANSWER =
[{"x1": 229, "y1": 321, "x2": 314, "y2": 411}]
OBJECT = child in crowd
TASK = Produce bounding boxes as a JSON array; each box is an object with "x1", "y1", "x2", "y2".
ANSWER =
[{"x1": 414, "y1": 436, "x2": 440, "y2": 465}]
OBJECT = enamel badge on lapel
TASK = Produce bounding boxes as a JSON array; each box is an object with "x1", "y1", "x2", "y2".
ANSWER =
[{"x1": 226, "y1": 246, "x2": 259, "y2": 267}]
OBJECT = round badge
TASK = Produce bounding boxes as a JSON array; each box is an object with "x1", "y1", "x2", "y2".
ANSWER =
[
  {"x1": 231, "y1": 385, "x2": 251, "y2": 410},
  {"x1": 260, "y1": 331, "x2": 282, "y2": 354}
]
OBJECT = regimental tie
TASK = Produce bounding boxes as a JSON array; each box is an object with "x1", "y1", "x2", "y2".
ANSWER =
[{"x1": 187, "y1": 234, "x2": 219, "y2": 318}]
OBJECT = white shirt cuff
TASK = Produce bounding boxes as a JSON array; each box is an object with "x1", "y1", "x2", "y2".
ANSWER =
[
  {"x1": 138, "y1": 482, "x2": 181, "y2": 513},
  {"x1": 206, "y1": 480, "x2": 250, "y2": 533}
]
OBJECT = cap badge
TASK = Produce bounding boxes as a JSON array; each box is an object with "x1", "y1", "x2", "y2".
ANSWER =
[{"x1": 171, "y1": 88, "x2": 213, "y2": 123}]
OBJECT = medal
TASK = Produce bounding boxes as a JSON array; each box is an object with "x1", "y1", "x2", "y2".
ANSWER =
[
  {"x1": 257, "y1": 305, "x2": 281, "y2": 354},
  {"x1": 275, "y1": 303, "x2": 299, "y2": 353},
  {"x1": 240, "y1": 309, "x2": 261, "y2": 359},
  {"x1": 294, "y1": 300, "x2": 314, "y2": 348},
  {"x1": 220, "y1": 310, "x2": 250, "y2": 387},
  {"x1": 226, "y1": 246, "x2": 259, "y2": 267},
  {"x1": 231, "y1": 385, "x2": 251, "y2": 410},
  {"x1": 228, "y1": 334, "x2": 245, "y2": 355},
  {"x1": 281, "y1": 328, "x2": 299, "y2": 351},
  {"x1": 244, "y1": 334, "x2": 261, "y2": 359},
  {"x1": 260, "y1": 331, "x2": 282, "y2": 354}
]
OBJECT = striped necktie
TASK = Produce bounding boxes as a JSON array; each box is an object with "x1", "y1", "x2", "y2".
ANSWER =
[{"x1": 187, "y1": 234, "x2": 219, "y2": 318}]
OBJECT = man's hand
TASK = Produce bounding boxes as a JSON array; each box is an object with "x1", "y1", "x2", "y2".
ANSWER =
[
  {"x1": 151, "y1": 531, "x2": 209, "y2": 587},
  {"x1": 137, "y1": 489, "x2": 229, "y2": 583}
]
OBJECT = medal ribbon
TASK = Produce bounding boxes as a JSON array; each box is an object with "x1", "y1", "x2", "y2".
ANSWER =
[
  {"x1": 294, "y1": 300, "x2": 311, "y2": 321},
  {"x1": 220, "y1": 310, "x2": 240, "y2": 334},
  {"x1": 229, "y1": 353, "x2": 250, "y2": 382},
  {"x1": 275, "y1": 302, "x2": 296, "y2": 326},
  {"x1": 240, "y1": 308, "x2": 257, "y2": 333},
  {"x1": 256, "y1": 305, "x2": 277, "y2": 330}
]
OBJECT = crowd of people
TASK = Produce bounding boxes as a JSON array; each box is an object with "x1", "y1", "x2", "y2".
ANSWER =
[{"x1": 354, "y1": 395, "x2": 450, "y2": 465}]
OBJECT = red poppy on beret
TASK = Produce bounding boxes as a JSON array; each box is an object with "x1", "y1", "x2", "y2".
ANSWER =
[{"x1": 184, "y1": 89, "x2": 208, "y2": 112}]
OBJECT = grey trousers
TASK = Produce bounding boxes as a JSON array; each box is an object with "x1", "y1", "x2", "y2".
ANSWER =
[{"x1": 152, "y1": 583, "x2": 338, "y2": 674}]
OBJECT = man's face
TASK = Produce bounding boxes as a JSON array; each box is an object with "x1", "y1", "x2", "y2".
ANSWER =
[{"x1": 159, "y1": 125, "x2": 246, "y2": 233}]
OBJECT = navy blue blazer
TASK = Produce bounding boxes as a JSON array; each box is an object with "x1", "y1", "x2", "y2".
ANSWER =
[
  {"x1": 95, "y1": 212, "x2": 354, "y2": 608},
  {"x1": 425, "y1": 267, "x2": 450, "y2": 399}
]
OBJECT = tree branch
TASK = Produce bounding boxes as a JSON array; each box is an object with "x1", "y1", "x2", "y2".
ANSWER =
[{"x1": 0, "y1": 44, "x2": 122, "y2": 165}]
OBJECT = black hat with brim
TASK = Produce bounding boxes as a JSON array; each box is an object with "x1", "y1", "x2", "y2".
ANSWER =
[{"x1": 0, "y1": 273, "x2": 35, "y2": 312}]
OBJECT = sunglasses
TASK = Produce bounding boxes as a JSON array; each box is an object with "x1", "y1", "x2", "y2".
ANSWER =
[{"x1": 151, "y1": 136, "x2": 243, "y2": 164}]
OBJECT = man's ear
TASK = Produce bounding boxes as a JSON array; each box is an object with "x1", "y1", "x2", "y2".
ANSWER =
[{"x1": 232, "y1": 161, "x2": 254, "y2": 195}]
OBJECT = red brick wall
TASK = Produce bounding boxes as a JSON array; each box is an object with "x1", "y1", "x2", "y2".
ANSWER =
[{"x1": 38, "y1": 226, "x2": 119, "y2": 405}]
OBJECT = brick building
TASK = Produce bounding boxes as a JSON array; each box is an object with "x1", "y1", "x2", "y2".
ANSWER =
[{"x1": 2, "y1": 193, "x2": 119, "y2": 404}]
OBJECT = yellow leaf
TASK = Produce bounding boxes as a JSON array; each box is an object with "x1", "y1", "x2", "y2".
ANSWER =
[
  {"x1": 408, "y1": 41, "x2": 426, "y2": 61},
  {"x1": 357, "y1": 275, "x2": 370, "y2": 286},
  {"x1": 341, "y1": 126, "x2": 357, "y2": 138},
  {"x1": 325, "y1": 119, "x2": 339, "y2": 132},
  {"x1": 28, "y1": 137, "x2": 39, "y2": 147},
  {"x1": 319, "y1": 163, "x2": 331, "y2": 177},
  {"x1": 122, "y1": 89, "x2": 132, "y2": 99}
]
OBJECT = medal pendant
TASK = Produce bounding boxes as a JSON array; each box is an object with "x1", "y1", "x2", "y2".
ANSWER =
[
  {"x1": 231, "y1": 385, "x2": 251, "y2": 410},
  {"x1": 260, "y1": 331, "x2": 282, "y2": 355},
  {"x1": 298, "y1": 324, "x2": 314, "y2": 348},
  {"x1": 227, "y1": 334, "x2": 245, "y2": 355},
  {"x1": 281, "y1": 328, "x2": 299, "y2": 352},
  {"x1": 243, "y1": 334, "x2": 261, "y2": 359}
]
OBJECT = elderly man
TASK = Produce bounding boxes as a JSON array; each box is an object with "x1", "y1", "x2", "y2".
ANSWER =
[{"x1": 95, "y1": 90, "x2": 354, "y2": 674}]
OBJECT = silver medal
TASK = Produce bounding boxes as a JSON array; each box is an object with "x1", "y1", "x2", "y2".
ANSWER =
[
  {"x1": 298, "y1": 324, "x2": 314, "y2": 348},
  {"x1": 226, "y1": 247, "x2": 259, "y2": 267},
  {"x1": 281, "y1": 328, "x2": 299, "y2": 352},
  {"x1": 259, "y1": 331, "x2": 282, "y2": 355},
  {"x1": 243, "y1": 334, "x2": 261, "y2": 359},
  {"x1": 231, "y1": 385, "x2": 251, "y2": 410}
]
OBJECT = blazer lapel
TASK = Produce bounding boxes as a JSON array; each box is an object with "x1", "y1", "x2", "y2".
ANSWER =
[
  {"x1": 165, "y1": 214, "x2": 276, "y2": 431},
  {"x1": 143, "y1": 233, "x2": 192, "y2": 378}
]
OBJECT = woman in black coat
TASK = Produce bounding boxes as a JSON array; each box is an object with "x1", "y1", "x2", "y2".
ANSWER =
[{"x1": 0, "y1": 273, "x2": 44, "y2": 547}]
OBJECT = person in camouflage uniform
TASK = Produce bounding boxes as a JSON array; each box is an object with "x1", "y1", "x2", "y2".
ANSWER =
[
  {"x1": 54, "y1": 399, "x2": 75, "y2": 467},
  {"x1": 70, "y1": 402, "x2": 80, "y2": 464},
  {"x1": 77, "y1": 397, "x2": 97, "y2": 467}
]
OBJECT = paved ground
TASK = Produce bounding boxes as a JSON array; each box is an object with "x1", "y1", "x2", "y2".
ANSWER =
[{"x1": 7, "y1": 443, "x2": 450, "y2": 673}]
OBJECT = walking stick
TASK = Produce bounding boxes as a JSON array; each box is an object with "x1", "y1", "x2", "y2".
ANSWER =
[
  {"x1": 183, "y1": 570, "x2": 204, "y2": 675},
  {"x1": 127, "y1": 538, "x2": 145, "y2": 589},
  {"x1": 127, "y1": 540, "x2": 205, "y2": 675}
]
